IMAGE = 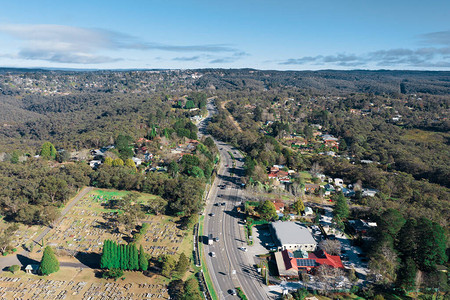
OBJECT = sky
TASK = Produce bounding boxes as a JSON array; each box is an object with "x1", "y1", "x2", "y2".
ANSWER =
[{"x1": 0, "y1": 0, "x2": 449, "y2": 70}]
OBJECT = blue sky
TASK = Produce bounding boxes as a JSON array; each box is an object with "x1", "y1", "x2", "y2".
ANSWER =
[{"x1": 0, "y1": 0, "x2": 449, "y2": 70}]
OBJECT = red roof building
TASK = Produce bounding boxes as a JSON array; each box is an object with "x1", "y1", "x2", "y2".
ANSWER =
[{"x1": 275, "y1": 249, "x2": 344, "y2": 277}]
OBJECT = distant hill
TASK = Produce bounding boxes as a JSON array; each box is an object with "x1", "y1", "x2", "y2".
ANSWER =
[{"x1": 193, "y1": 69, "x2": 450, "y2": 95}]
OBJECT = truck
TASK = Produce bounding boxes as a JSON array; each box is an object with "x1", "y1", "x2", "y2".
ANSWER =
[{"x1": 208, "y1": 234, "x2": 213, "y2": 245}]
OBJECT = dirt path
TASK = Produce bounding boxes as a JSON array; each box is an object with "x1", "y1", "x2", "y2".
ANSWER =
[{"x1": 220, "y1": 100, "x2": 243, "y2": 132}]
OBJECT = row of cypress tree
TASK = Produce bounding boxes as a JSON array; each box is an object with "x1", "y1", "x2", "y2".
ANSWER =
[{"x1": 100, "y1": 240, "x2": 148, "y2": 271}]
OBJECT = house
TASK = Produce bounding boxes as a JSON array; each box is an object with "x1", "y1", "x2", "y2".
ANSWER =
[
  {"x1": 25, "y1": 264, "x2": 39, "y2": 274},
  {"x1": 275, "y1": 249, "x2": 344, "y2": 277},
  {"x1": 131, "y1": 157, "x2": 142, "y2": 166},
  {"x1": 321, "y1": 134, "x2": 339, "y2": 149},
  {"x1": 89, "y1": 160, "x2": 102, "y2": 168},
  {"x1": 272, "y1": 200, "x2": 285, "y2": 213},
  {"x1": 303, "y1": 207, "x2": 314, "y2": 216},
  {"x1": 334, "y1": 178, "x2": 344, "y2": 187},
  {"x1": 271, "y1": 221, "x2": 317, "y2": 252},
  {"x1": 362, "y1": 188, "x2": 378, "y2": 197},
  {"x1": 348, "y1": 219, "x2": 377, "y2": 235},
  {"x1": 305, "y1": 184, "x2": 320, "y2": 193},
  {"x1": 342, "y1": 188, "x2": 355, "y2": 197},
  {"x1": 323, "y1": 184, "x2": 335, "y2": 195},
  {"x1": 316, "y1": 174, "x2": 326, "y2": 182}
]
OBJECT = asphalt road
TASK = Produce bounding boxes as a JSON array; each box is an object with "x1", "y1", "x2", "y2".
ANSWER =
[{"x1": 198, "y1": 100, "x2": 270, "y2": 300}]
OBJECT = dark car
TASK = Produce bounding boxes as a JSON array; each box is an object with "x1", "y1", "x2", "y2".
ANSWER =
[
  {"x1": 221, "y1": 202, "x2": 226, "y2": 206},
  {"x1": 228, "y1": 289, "x2": 237, "y2": 295}
]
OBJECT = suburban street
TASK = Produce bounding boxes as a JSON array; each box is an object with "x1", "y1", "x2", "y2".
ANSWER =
[{"x1": 198, "y1": 100, "x2": 270, "y2": 300}]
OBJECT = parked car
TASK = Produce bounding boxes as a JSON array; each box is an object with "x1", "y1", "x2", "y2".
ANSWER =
[
  {"x1": 229, "y1": 289, "x2": 237, "y2": 295},
  {"x1": 209, "y1": 213, "x2": 215, "y2": 217},
  {"x1": 214, "y1": 237, "x2": 220, "y2": 242},
  {"x1": 221, "y1": 202, "x2": 226, "y2": 206},
  {"x1": 210, "y1": 252, "x2": 216, "y2": 257},
  {"x1": 239, "y1": 247, "x2": 248, "y2": 252}
]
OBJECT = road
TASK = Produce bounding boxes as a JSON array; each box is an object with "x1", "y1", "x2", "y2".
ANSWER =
[
  {"x1": 198, "y1": 100, "x2": 270, "y2": 300},
  {"x1": 0, "y1": 187, "x2": 93, "y2": 273}
]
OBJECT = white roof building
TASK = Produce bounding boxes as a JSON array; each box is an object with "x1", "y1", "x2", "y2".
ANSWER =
[{"x1": 271, "y1": 221, "x2": 317, "y2": 252}]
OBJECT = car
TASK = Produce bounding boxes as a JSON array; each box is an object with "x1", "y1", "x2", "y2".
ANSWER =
[
  {"x1": 269, "y1": 247, "x2": 278, "y2": 252},
  {"x1": 228, "y1": 289, "x2": 237, "y2": 295},
  {"x1": 221, "y1": 202, "x2": 226, "y2": 206},
  {"x1": 214, "y1": 203, "x2": 220, "y2": 206},
  {"x1": 239, "y1": 247, "x2": 248, "y2": 252},
  {"x1": 225, "y1": 164, "x2": 228, "y2": 167},
  {"x1": 214, "y1": 237, "x2": 220, "y2": 242},
  {"x1": 267, "y1": 243, "x2": 275, "y2": 247},
  {"x1": 209, "y1": 252, "x2": 216, "y2": 257},
  {"x1": 209, "y1": 213, "x2": 215, "y2": 217}
]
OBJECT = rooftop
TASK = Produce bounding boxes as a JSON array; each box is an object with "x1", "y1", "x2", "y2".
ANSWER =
[{"x1": 271, "y1": 221, "x2": 317, "y2": 246}]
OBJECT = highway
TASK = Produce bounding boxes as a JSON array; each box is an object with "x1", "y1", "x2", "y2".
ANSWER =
[{"x1": 197, "y1": 100, "x2": 270, "y2": 300}]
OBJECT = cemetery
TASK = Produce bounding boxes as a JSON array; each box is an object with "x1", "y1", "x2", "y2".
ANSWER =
[
  {"x1": 1, "y1": 188, "x2": 192, "y2": 299},
  {"x1": 0, "y1": 267, "x2": 169, "y2": 299}
]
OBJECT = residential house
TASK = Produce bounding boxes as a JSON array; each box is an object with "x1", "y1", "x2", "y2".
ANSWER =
[
  {"x1": 362, "y1": 188, "x2": 378, "y2": 197},
  {"x1": 348, "y1": 219, "x2": 377, "y2": 235},
  {"x1": 334, "y1": 178, "x2": 344, "y2": 187},
  {"x1": 272, "y1": 200, "x2": 285, "y2": 213},
  {"x1": 321, "y1": 134, "x2": 339, "y2": 149},
  {"x1": 323, "y1": 184, "x2": 335, "y2": 196},
  {"x1": 305, "y1": 184, "x2": 320, "y2": 193},
  {"x1": 303, "y1": 207, "x2": 314, "y2": 216}
]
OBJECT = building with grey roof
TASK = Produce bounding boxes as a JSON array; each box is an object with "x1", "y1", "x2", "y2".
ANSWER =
[{"x1": 270, "y1": 221, "x2": 317, "y2": 252}]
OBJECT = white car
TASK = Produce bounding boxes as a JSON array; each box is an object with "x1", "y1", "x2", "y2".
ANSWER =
[
  {"x1": 210, "y1": 252, "x2": 216, "y2": 257},
  {"x1": 239, "y1": 247, "x2": 248, "y2": 252}
]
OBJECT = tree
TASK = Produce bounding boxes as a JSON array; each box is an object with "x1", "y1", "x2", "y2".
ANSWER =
[
  {"x1": 292, "y1": 288, "x2": 308, "y2": 300},
  {"x1": 40, "y1": 142, "x2": 57, "y2": 160},
  {"x1": 161, "y1": 255, "x2": 176, "y2": 277},
  {"x1": 115, "y1": 134, "x2": 134, "y2": 160},
  {"x1": 293, "y1": 198, "x2": 305, "y2": 215},
  {"x1": 378, "y1": 209, "x2": 405, "y2": 238},
  {"x1": 175, "y1": 252, "x2": 189, "y2": 277},
  {"x1": 112, "y1": 158, "x2": 124, "y2": 167},
  {"x1": 102, "y1": 268, "x2": 124, "y2": 279},
  {"x1": 168, "y1": 279, "x2": 185, "y2": 299},
  {"x1": 8, "y1": 265, "x2": 20, "y2": 274},
  {"x1": 183, "y1": 277, "x2": 203, "y2": 300},
  {"x1": 168, "y1": 160, "x2": 179, "y2": 178},
  {"x1": 39, "y1": 246, "x2": 59, "y2": 275},
  {"x1": 125, "y1": 159, "x2": 137, "y2": 171},
  {"x1": 258, "y1": 200, "x2": 278, "y2": 221},
  {"x1": 319, "y1": 239, "x2": 341, "y2": 256},
  {"x1": 130, "y1": 243, "x2": 139, "y2": 270},
  {"x1": 397, "y1": 257, "x2": 417, "y2": 291},
  {"x1": 333, "y1": 192, "x2": 349, "y2": 220},
  {"x1": 414, "y1": 218, "x2": 447, "y2": 271},
  {"x1": 139, "y1": 244, "x2": 148, "y2": 271},
  {"x1": 104, "y1": 157, "x2": 113, "y2": 166},
  {"x1": 0, "y1": 224, "x2": 19, "y2": 254}
]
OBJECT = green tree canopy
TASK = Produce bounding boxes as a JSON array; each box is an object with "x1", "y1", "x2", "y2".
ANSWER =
[
  {"x1": 293, "y1": 198, "x2": 305, "y2": 215},
  {"x1": 175, "y1": 252, "x2": 189, "y2": 277},
  {"x1": 258, "y1": 200, "x2": 278, "y2": 221},
  {"x1": 39, "y1": 246, "x2": 59, "y2": 275},
  {"x1": 40, "y1": 142, "x2": 57, "y2": 160},
  {"x1": 139, "y1": 244, "x2": 148, "y2": 271}
]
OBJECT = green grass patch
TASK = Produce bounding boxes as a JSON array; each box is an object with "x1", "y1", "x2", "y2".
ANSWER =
[{"x1": 236, "y1": 287, "x2": 248, "y2": 300}]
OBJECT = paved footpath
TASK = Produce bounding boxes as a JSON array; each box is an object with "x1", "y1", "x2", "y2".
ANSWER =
[{"x1": 0, "y1": 186, "x2": 94, "y2": 273}]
